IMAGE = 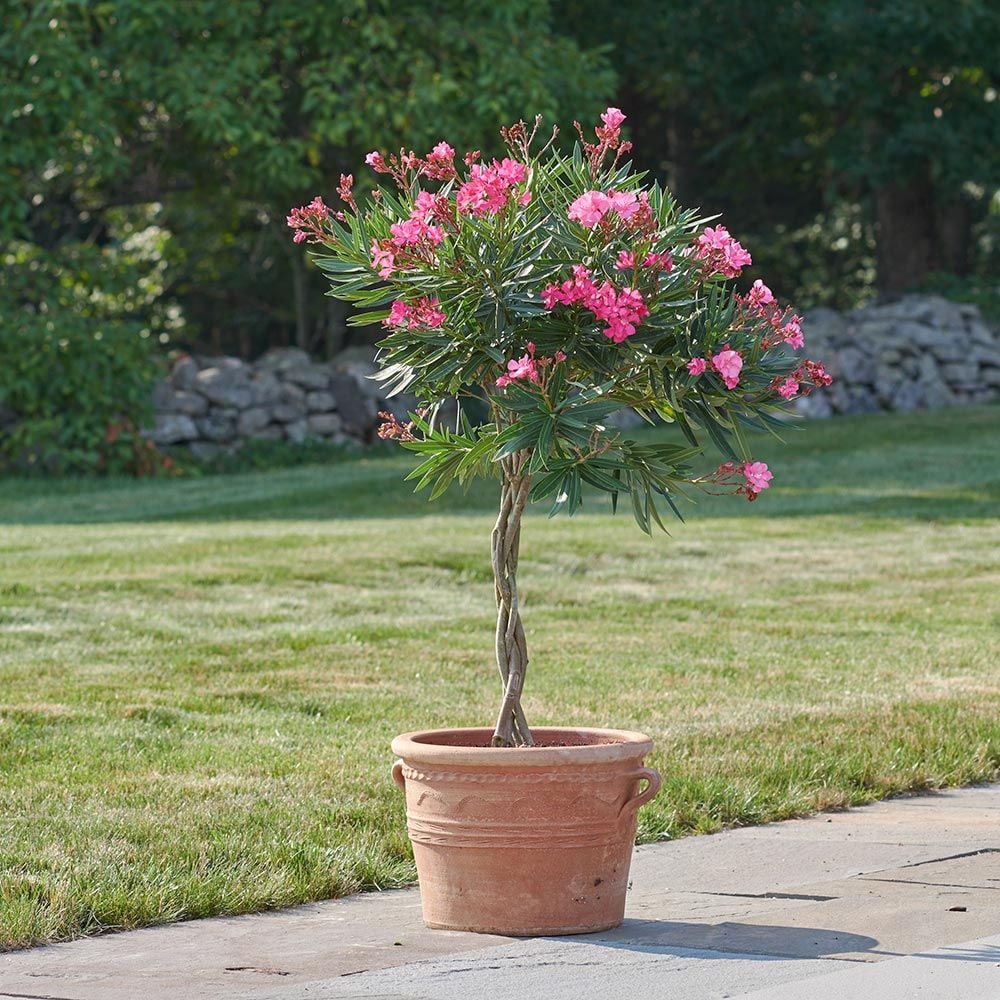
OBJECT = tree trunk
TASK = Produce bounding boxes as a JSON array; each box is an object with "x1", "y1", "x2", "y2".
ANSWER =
[
  {"x1": 290, "y1": 254, "x2": 310, "y2": 352},
  {"x1": 932, "y1": 197, "x2": 973, "y2": 277},
  {"x1": 491, "y1": 451, "x2": 534, "y2": 747},
  {"x1": 323, "y1": 298, "x2": 349, "y2": 360},
  {"x1": 874, "y1": 173, "x2": 934, "y2": 294}
]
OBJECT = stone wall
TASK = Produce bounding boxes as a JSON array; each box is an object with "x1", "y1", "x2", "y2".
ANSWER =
[
  {"x1": 794, "y1": 295, "x2": 998, "y2": 417},
  {"x1": 148, "y1": 347, "x2": 405, "y2": 460},
  {"x1": 148, "y1": 295, "x2": 997, "y2": 456}
]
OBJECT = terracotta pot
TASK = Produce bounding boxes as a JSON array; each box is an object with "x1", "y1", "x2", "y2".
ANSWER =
[{"x1": 390, "y1": 726, "x2": 661, "y2": 936}]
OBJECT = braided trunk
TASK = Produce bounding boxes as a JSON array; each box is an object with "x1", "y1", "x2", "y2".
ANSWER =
[{"x1": 491, "y1": 450, "x2": 533, "y2": 747}]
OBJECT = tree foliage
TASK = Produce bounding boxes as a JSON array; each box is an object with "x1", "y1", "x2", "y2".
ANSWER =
[
  {"x1": 1, "y1": 0, "x2": 616, "y2": 357},
  {"x1": 557, "y1": 0, "x2": 1000, "y2": 301}
]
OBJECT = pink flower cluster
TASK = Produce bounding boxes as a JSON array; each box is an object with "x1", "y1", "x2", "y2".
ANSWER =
[
  {"x1": 568, "y1": 189, "x2": 645, "y2": 229},
  {"x1": 456, "y1": 158, "x2": 530, "y2": 217},
  {"x1": 687, "y1": 344, "x2": 744, "y2": 390},
  {"x1": 496, "y1": 353, "x2": 540, "y2": 388},
  {"x1": 576, "y1": 107, "x2": 633, "y2": 175},
  {"x1": 599, "y1": 106, "x2": 626, "y2": 136},
  {"x1": 384, "y1": 296, "x2": 447, "y2": 330},
  {"x1": 336, "y1": 174, "x2": 356, "y2": 211},
  {"x1": 495, "y1": 342, "x2": 567, "y2": 388},
  {"x1": 389, "y1": 215, "x2": 445, "y2": 249},
  {"x1": 370, "y1": 193, "x2": 448, "y2": 278},
  {"x1": 712, "y1": 347, "x2": 744, "y2": 389},
  {"x1": 694, "y1": 226, "x2": 752, "y2": 279},
  {"x1": 423, "y1": 141, "x2": 457, "y2": 180},
  {"x1": 542, "y1": 265, "x2": 650, "y2": 343},
  {"x1": 743, "y1": 462, "x2": 773, "y2": 494},
  {"x1": 738, "y1": 280, "x2": 805, "y2": 350},
  {"x1": 714, "y1": 460, "x2": 773, "y2": 501},
  {"x1": 615, "y1": 250, "x2": 673, "y2": 272},
  {"x1": 376, "y1": 410, "x2": 417, "y2": 442},
  {"x1": 365, "y1": 142, "x2": 458, "y2": 184},
  {"x1": 770, "y1": 359, "x2": 833, "y2": 400},
  {"x1": 286, "y1": 196, "x2": 332, "y2": 244}
]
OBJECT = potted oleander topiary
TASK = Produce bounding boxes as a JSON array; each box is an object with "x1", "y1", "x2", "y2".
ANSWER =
[{"x1": 288, "y1": 109, "x2": 830, "y2": 936}]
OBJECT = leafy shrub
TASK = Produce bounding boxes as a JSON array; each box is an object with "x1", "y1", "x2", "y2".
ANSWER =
[{"x1": 0, "y1": 241, "x2": 168, "y2": 475}]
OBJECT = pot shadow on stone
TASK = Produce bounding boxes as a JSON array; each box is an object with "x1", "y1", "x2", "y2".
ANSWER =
[{"x1": 568, "y1": 918, "x2": 885, "y2": 961}]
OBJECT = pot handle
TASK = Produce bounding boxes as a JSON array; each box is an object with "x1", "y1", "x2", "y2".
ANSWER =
[
  {"x1": 619, "y1": 767, "x2": 662, "y2": 817},
  {"x1": 391, "y1": 759, "x2": 406, "y2": 792}
]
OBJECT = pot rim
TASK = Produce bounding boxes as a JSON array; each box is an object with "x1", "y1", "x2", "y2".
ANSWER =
[{"x1": 391, "y1": 726, "x2": 654, "y2": 768}]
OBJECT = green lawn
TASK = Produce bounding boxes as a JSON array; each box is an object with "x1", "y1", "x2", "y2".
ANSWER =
[{"x1": 1, "y1": 406, "x2": 998, "y2": 950}]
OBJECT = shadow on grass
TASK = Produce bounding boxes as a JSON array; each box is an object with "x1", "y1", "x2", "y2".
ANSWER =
[{"x1": 0, "y1": 407, "x2": 997, "y2": 526}]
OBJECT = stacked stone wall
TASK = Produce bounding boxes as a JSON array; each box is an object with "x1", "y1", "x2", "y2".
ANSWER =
[
  {"x1": 148, "y1": 347, "x2": 405, "y2": 459},
  {"x1": 793, "y1": 295, "x2": 998, "y2": 417},
  {"x1": 146, "y1": 295, "x2": 998, "y2": 455}
]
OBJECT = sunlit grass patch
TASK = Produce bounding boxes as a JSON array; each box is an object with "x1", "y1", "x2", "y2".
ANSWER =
[{"x1": 0, "y1": 406, "x2": 998, "y2": 949}]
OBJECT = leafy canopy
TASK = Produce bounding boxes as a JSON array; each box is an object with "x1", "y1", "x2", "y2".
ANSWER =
[{"x1": 295, "y1": 111, "x2": 831, "y2": 532}]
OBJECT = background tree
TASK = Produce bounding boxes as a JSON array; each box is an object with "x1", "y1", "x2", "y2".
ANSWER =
[
  {"x1": 1, "y1": 0, "x2": 616, "y2": 359},
  {"x1": 1, "y1": 0, "x2": 996, "y2": 388},
  {"x1": 557, "y1": 0, "x2": 999, "y2": 304}
]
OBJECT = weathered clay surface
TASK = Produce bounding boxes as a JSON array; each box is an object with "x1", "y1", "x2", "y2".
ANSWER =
[{"x1": 391, "y1": 727, "x2": 661, "y2": 936}]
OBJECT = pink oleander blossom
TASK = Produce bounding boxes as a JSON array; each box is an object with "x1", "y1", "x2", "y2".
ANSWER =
[
  {"x1": 608, "y1": 190, "x2": 640, "y2": 220},
  {"x1": 389, "y1": 217, "x2": 444, "y2": 249},
  {"x1": 713, "y1": 460, "x2": 772, "y2": 501},
  {"x1": 455, "y1": 158, "x2": 528, "y2": 217},
  {"x1": 370, "y1": 239, "x2": 396, "y2": 278},
  {"x1": 616, "y1": 249, "x2": 673, "y2": 271},
  {"x1": 743, "y1": 462, "x2": 772, "y2": 494},
  {"x1": 569, "y1": 189, "x2": 645, "y2": 230},
  {"x1": 643, "y1": 251, "x2": 673, "y2": 271},
  {"x1": 694, "y1": 225, "x2": 752, "y2": 278},
  {"x1": 776, "y1": 377, "x2": 799, "y2": 399},
  {"x1": 336, "y1": 174, "x2": 356, "y2": 211},
  {"x1": 385, "y1": 300, "x2": 410, "y2": 327},
  {"x1": 780, "y1": 316, "x2": 804, "y2": 350},
  {"x1": 687, "y1": 357, "x2": 707, "y2": 376},
  {"x1": 411, "y1": 190, "x2": 437, "y2": 219},
  {"x1": 287, "y1": 196, "x2": 331, "y2": 244},
  {"x1": 601, "y1": 107, "x2": 626, "y2": 130},
  {"x1": 747, "y1": 279, "x2": 774, "y2": 309},
  {"x1": 711, "y1": 347, "x2": 744, "y2": 389},
  {"x1": 594, "y1": 107, "x2": 627, "y2": 149},
  {"x1": 540, "y1": 265, "x2": 648, "y2": 343},
  {"x1": 804, "y1": 359, "x2": 832, "y2": 386},
  {"x1": 496, "y1": 353, "x2": 540, "y2": 388},
  {"x1": 496, "y1": 158, "x2": 527, "y2": 185},
  {"x1": 384, "y1": 296, "x2": 447, "y2": 330},
  {"x1": 568, "y1": 190, "x2": 612, "y2": 228},
  {"x1": 772, "y1": 360, "x2": 832, "y2": 399},
  {"x1": 423, "y1": 141, "x2": 457, "y2": 180}
]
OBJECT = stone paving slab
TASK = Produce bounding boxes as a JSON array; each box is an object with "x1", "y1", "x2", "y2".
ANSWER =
[
  {"x1": 241, "y1": 938, "x2": 835, "y2": 1000},
  {"x1": 2, "y1": 784, "x2": 999, "y2": 1000},
  {"x1": 737, "y1": 933, "x2": 1000, "y2": 1000},
  {"x1": 0, "y1": 893, "x2": 510, "y2": 1000}
]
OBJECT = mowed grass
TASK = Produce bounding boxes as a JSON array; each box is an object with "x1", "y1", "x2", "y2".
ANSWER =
[{"x1": 1, "y1": 406, "x2": 998, "y2": 950}]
